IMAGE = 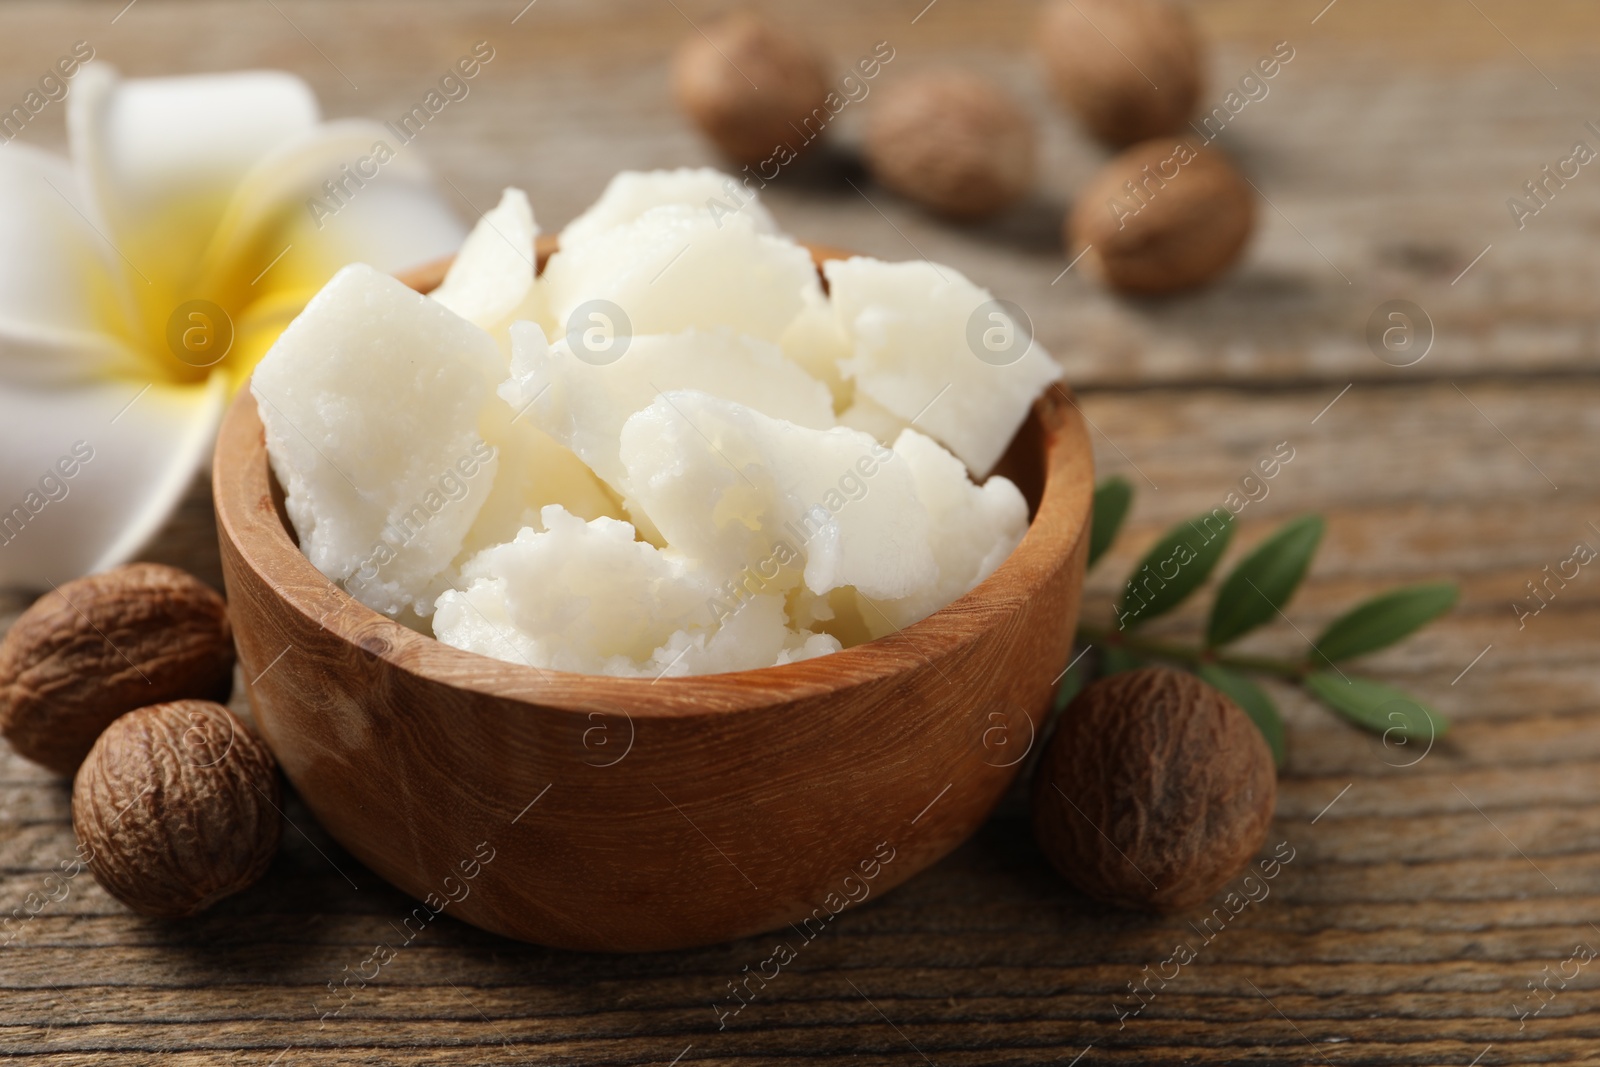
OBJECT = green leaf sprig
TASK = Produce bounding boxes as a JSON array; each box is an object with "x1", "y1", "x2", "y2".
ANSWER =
[{"x1": 1069, "y1": 476, "x2": 1458, "y2": 768}]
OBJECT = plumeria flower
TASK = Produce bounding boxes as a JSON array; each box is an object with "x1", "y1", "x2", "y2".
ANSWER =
[{"x1": 0, "y1": 65, "x2": 464, "y2": 587}]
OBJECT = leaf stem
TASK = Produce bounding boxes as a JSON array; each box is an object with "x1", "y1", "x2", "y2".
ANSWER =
[{"x1": 1075, "y1": 623, "x2": 1308, "y2": 680}]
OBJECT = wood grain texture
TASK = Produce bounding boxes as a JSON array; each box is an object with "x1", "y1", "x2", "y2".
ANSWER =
[{"x1": 1, "y1": 0, "x2": 1597, "y2": 1062}]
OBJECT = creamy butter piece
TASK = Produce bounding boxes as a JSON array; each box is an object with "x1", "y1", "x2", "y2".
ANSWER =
[
  {"x1": 558, "y1": 166, "x2": 778, "y2": 248},
  {"x1": 826, "y1": 257, "x2": 1062, "y2": 476},
  {"x1": 542, "y1": 205, "x2": 815, "y2": 344},
  {"x1": 429, "y1": 187, "x2": 537, "y2": 334},
  {"x1": 257, "y1": 170, "x2": 1061, "y2": 676},
  {"x1": 252, "y1": 263, "x2": 503, "y2": 617},
  {"x1": 501, "y1": 322, "x2": 834, "y2": 497},
  {"x1": 618, "y1": 391, "x2": 937, "y2": 601},
  {"x1": 434, "y1": 505, "x2": 809, "y2": 677},
  {"x1": 864, "y1": 427, "x2": 1029, "y2": 635}
]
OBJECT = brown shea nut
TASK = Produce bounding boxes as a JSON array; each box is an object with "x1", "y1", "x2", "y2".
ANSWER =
[
  {"x1": 672, "y1": 10, "x2": 831, "y2": 165},
  {"x1": 1068, "y1": 138, "x2": 1254, "y2": 294},
  {"x1": 1031, "y1": 667, "x2": 1275, "y2": 913},
  {"x1": 73, "y1": 700, "x2": 280, "y2": 918},
  {"x1": 863, "y1": 71, "x2": 1037, "y2": 221},
  {"x1": 0, "y1": 563, "x2": 235, "y2": 776},
  {"x1": 1038, "y1": 0, "x2": 1203, "y2": 146}
]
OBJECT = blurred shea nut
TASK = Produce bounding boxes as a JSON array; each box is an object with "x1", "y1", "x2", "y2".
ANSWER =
[
  {"x1": 0, "y1": 563, "x2": 235, "y2": 776},
  {"x1": 1069, "y1": 138, "x2": 1254, "y2": 294},
  {"x1": 673, "y1": 10, "x2": 831, "y2": 165},
  {"x1": 1039, "y1": 0, "x2": 1202, "y2": 146},
  {"x1": 74, "y1": 700, "x2": 280, "y2": 917},
  {"x1": 863, "y1": 71, "x2": 1036, "y2": 221},
  {"x1": 1031, "y1": 667, "x2": 1276, "y2": 913}
]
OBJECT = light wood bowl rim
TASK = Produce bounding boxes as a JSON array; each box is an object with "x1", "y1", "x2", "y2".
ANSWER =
[{"x1": 214, "y1": 240, "x2": 1090, "y2": 719}]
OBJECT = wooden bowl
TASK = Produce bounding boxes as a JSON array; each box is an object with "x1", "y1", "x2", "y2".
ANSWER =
[{"x1": 213, "y1": 239, "x2": 1093, "y2": 951}]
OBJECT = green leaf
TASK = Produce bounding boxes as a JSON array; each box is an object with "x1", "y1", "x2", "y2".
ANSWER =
[
  {"x1": 1114, "y1": 510, "x2": 1236, "y2": 628},
  {"x1": 1304, "y1": 672, "x2": 1449, "y2": 741},
  {"x1": 1099, "y1": 646, "x2": 1145, "y2": 675},
  {"x1": 1312, "y1": 583, "x2": 1459, "y2": 665},
  {"x1": 1198, "y1": 663, "x2": 1286, "y2": 768},
  {"x1": 1206, "y1": 515, "x2": 1325, "y2": 648},
  {"x1": 1088, "y1": 477, "x2": 1133, "y2": 569}
]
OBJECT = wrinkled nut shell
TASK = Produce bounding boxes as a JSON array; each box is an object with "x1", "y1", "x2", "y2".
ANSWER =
[
  {"x1": 672, "y1": 10, "x2": 831, "y2": 165},
  {"x1": 0, "y1": 563, "x2": 235, "y2": 776},
  {"x1": 1039, "y1": 0, "x2": 1202, "y2": 146},
  {"x1": 73, "y1": 700, "x2": 280, "y2": 918},
  {"x1": 1069, "y1": 138, "x2": 1255, "y2": 294},
  {"x1": 864, "y1": 70, "x2": 1037, "y2": 221},
  {"x1": 1032, "y1": 667, "x2": 1276, "y2": 913}
]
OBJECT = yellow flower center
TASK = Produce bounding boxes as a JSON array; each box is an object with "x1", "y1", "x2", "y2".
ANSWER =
[{"x1": 93, "y1": 195, "x2": 328, "y2": 392}]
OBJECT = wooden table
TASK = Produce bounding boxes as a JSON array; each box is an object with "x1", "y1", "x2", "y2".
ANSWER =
[{"x1": 3, "y1": 1, "x2": 1597, "y2": 1062}]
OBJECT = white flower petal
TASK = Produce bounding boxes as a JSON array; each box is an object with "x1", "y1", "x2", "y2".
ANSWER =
[
  {"x1": 305, "y1": 164, "x2": 464, "y2": 277},
  {"x1": 0, "y1": 371, "x2": 227, "y2": 589},
  {"x1": 198, "y1": 118, "x2": 465, "y2": 289},
  {"x1": 0, "y1": 141, "x2": 141, "y2": 386},
  {"x1": 0, "y1": 69, "x2": 469, "y2": 592},
  {"x1": 69, "y1": 65, "x2": 320, "y2": 280}
]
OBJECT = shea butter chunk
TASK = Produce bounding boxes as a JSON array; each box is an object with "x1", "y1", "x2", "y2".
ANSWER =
[
  {"x1": 619, "y1": 391, "x2": 936, "y2": 600},
  {"x1": 543, "y1": 206, "x2": 815, "y2": 343},
  {"x1": 826, "y1": 257, "x2": 1061, "y2": 475},
  {"x1": 456, "y1": 415, "x2": 622, "y2": 562},
  {"x1": 502, "y1": 322, "x2": 834, "y2": 496},
  {"x1": 429, "y1": 188, "x2": 538, "y2": 334},
  {"x1": 252, "y1": 264, "x2": 501, "y2": 616},
  {"x1": 559, "y1": 167, "x2": 778, "y2": 247},
  {"x1": 778, "y1": 281, "x2": 854, "y2": 407},
  {"x1": 433, "y1": 506, "x2": 796, "y2": 676},
  {"x1": 866, "y1": 428, "x2": 1029, "y2": 634},
  {"x1": 838, "y1": 393, "x2": 910, "y2": 446}
]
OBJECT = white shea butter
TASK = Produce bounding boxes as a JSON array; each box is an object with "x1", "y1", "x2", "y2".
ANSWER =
[
  {"x1": 825, "y1": 257, "x2": 1062, "y2": 475},
  {"x1": 864, "y1": 428, "x2": 1030, "y2": 635},
  {"x1": 619, "y1": 391, "x2": 937, "y2": 601},
  {"x1": 502, "y1": 322, "x2": 834, "y2": 497},
  {"x1": 558, "y1": 166, "x2": 778, "y2": 248},
  {"x1": 429, "y1": 187, "x2": 538, "y2": 335},
  {"x1": 542, "y1": 205, "x2": 815, "y2": 344},
  {"x1": 434, "y1": 506, "x2": 810, "y2": 677},
  {"x1": 252, "y1": 263, "x2": 503, "y2": 617},
  {"x1": 778, "y1": 281, "x2": 854, "y2": 409},
  {"x1": 257, "y1": 170, "x2": 1061, "y2": 676},
  {"x1": 454, "y1": 414, "x2": 622, "y2": 563}
]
